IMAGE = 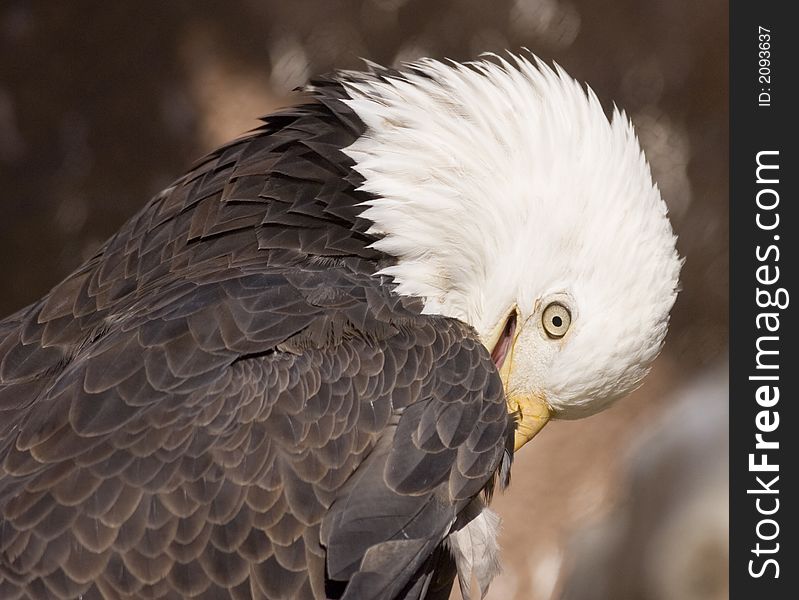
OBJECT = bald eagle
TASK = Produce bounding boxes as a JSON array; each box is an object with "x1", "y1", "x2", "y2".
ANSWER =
[{"x1": 0, "y1": 55, "x2": 680, "y2": 599}]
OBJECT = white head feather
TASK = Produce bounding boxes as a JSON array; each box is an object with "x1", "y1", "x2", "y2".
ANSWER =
[{"x1": 339, "y1": 54, "x2": 681, "y2": 419}]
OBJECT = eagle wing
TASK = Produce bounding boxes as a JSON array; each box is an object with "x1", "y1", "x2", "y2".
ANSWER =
[
  {"x1": 0, "y1": 266, "x2": 511, "y2": 600},
  {"x1": 0, "y1": 90, "x2": 513, "y2": 600}
]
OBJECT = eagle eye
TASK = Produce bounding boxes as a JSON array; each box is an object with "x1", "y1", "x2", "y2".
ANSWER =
[{"x1": 542, "y1": 303, "x2": 571, "y2": 339}]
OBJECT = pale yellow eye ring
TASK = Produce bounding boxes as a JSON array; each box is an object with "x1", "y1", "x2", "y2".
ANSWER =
[{"x1": 542, "y1": 303, "x2": 571, "y2": 339}]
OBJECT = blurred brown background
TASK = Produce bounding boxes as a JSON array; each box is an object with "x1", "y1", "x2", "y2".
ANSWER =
[{"x1": 1, "y1": 1, "x2": 728, "y2": 599}]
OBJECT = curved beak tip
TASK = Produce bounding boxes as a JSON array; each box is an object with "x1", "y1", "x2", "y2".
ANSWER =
[{"x1": 511, "y1": 394, "x2": 551, "y2": 451}]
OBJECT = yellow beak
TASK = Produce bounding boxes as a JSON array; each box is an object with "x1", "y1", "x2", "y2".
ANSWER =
[
  {"x1": 486, "y1": 310, "x2": 552, "y2": 451},
  {"x1": 507, "y1": 392, "x2": 551, "y2": 451}
]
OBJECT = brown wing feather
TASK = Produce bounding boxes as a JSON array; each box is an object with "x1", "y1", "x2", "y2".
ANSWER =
[{"x1": 0, "y1": 79, "x2": 513, "y2": 600}]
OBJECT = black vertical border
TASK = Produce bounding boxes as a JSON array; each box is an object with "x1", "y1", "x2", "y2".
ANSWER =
[{"x1": 730, "y1": 2, "x2": 797, "y2": 597}]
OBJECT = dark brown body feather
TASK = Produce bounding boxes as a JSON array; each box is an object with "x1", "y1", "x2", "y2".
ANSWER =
[{"x1": 0, "y1": 77, "x2": 513, "y2": 599}]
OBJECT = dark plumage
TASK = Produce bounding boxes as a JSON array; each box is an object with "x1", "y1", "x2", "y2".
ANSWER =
[{"x1": 0, "y1": 77, "x2": 513, "y2": 599}]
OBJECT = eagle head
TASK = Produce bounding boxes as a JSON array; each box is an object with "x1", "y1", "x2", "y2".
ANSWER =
[{"x1": 338, "y1": 54, "x2": 682, "y2": 449}]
